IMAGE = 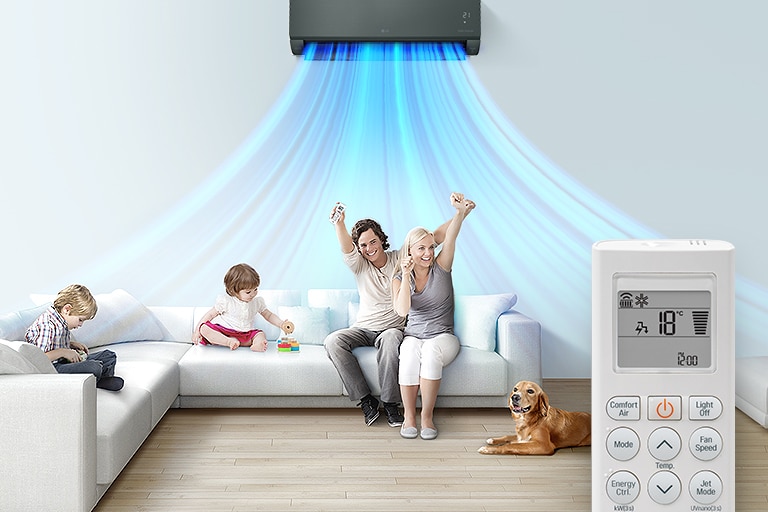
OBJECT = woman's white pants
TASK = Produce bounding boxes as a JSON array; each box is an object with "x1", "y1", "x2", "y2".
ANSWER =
[{"x1": 398, "y1": 333, "x2": 460, "y2": 385}]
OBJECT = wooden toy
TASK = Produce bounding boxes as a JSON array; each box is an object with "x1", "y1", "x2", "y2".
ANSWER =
[{"x1": 278, "y1": 336, "x2": 299, "y2": 352}]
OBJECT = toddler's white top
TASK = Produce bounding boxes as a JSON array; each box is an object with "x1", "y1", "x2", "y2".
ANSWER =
[{"x1": 212, "y1": 294, "x2": 267, "y2": 332}]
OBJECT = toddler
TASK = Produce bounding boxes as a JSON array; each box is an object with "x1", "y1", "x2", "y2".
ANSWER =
[{"x1": 194, "y1": 263, "x2": 292, "y2": 351}]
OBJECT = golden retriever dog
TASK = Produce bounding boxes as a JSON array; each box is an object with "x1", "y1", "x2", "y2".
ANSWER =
[{"x1": 478, "y1": 380, "x2": 591, "y2": 455}]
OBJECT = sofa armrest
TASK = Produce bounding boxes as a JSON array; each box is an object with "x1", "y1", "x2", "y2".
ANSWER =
[
  {"x1": 496, "y1": 310, "x2": 542, "y2": 390},
  {"x1": 0, "y1": 374, "x2": 97, "y2": 512}
]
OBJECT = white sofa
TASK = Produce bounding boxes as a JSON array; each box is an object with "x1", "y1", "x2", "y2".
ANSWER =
[
  {"x1": 0, "y1": 288, "x2": 541, "y2": 512},
  {"x1": 735, "y1": 356, "x2": 768, "y2": 429}
]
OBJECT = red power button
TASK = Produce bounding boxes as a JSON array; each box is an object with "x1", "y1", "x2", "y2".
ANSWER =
[
  {"x1": 657, "y1": 399, "x2": 674, "y2": 418},
  {"x1": 649, "y1": 396, "x2": 682, "y2": 420}
]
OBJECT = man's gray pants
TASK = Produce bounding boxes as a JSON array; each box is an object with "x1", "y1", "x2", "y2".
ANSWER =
[{"x1": 323, "y1": 327, "x2": 403, "y2": 403}]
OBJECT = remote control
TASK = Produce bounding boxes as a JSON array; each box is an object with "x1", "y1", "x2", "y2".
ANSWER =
[
  {"x1": 330, "y1": 202, "x2": 345, "y2": 224},
  {"x1": 592, "y1": 240, "x2": 735, "y2": 511}
]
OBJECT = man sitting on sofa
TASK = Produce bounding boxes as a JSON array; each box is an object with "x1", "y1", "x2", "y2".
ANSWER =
[{"x1": 324, "y1": 200, "x2": 456, "y2": 427}]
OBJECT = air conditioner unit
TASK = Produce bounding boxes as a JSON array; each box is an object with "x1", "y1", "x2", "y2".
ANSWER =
[{"x1": 289, "y1": 0, "x2": 481, "y2": 56}]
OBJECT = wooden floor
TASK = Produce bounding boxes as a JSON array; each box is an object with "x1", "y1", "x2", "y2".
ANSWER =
[{"x1": 95, "y1": 379, "x2": 768, "y2": 511}]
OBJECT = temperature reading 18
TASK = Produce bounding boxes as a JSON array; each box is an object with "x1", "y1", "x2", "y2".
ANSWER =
[
  {"x1": 659, "y1": 310, "x2": 680, "y2": 336},
  {"x1": 677, "y1": 351, "x2": 699, "y2": 367}
]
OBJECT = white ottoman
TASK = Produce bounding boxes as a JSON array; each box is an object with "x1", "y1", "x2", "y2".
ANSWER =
[{"x1": 735, "y1": 356, "x2": 768, "y2": 428}]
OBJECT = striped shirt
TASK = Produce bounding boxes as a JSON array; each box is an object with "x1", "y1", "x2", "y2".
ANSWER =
[{"x1": 25, "y1": 306, "x2": 71, "y2": 353}]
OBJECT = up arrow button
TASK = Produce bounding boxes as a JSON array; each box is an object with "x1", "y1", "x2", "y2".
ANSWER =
[{"x1": 648, "y1": 427, "x2": 682, "y2": 461}]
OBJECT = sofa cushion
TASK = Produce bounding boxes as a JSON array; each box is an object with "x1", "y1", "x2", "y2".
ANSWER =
[
  {"x1": 178, "y1": 344, "x2": 343, "y2": 396},
  {"x1": 439, "y1": 347, "x2": 509, "y2": 395},
  {"x1": 102, "y1": 341, "x2": 189, "y2": 426},
  {"x1": 0, "y1": 340, "x2": 43, "y2": 374},
  {"x1": 32, "y1": 289, "x2": 165, "y2": 348},
  {"x1": 278, "y1": 306, "x2": 330, "y2": 345},
  {"x1": 353, "y1": 345, "x2": 508, "y2": 396},
  {"x1": 107, "y1": 340, "x2": 192, "y2": 363},
  {"x1": 307, "y1": 289, "x2": 359, "y2": 332},
  {"x1": 95, "y1": 385, "x2": 152, "y2": 485},
  {"x1": 0, "y1": 339, "x2": 56, "y2": 374},
  {"x1": 115, "y1": 358, "x2": 180, "y2": 428},
  {"x1": 454, "y1": 293, "x2": 518, "y2": 351},
  {"x1": 0, "y1": 304, "x2": 49, "y2": 342},
  {"x1": 348, "y1": 302, "x2": 359, "y2": 326},
  {"x1": 735, "y1": 356, "x2": 768, "y2": 428},
  {"x1": 252, "y1": 290, "x2": 302, "y2": 340}
]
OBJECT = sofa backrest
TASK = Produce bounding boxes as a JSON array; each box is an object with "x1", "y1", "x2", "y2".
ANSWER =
[
  {"x1": 148, "y1": 289, "x2": 361, "y2": 346},
  {"x1": 2, "y1": 288, "x2": 519, "y2": 352},
  {"x1": 307, "y1": 289, "x2": 518, "y2": 352},
  {"x1": 146, "y1": 289, "x2": 519, "y2": 351},
  {"x1": 242, "y1": 289, "x2": 302, "y2": 340},
  {"x1": 149, "y1": 290, "x2": 304, "y2": 343},
  {"x1": 307, "y1": 289, "x2": 360, "y2": 332},
  {"x1": 27, "y1": 289, "x2": 170, "y2": 349}
]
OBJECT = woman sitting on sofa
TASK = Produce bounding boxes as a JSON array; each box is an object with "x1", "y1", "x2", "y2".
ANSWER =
[{"x1": 392, "y1": 192, "x2": 475, "y2": 440}]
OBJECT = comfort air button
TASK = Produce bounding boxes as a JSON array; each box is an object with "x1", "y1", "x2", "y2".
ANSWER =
[{"x1": 607, "y1": 396, "x2": 641, "y2": 421}]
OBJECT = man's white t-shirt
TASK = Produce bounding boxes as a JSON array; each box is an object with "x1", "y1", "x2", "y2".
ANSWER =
[{"x1": 343, "y1": 248, "x2": 406, "y2": 332}]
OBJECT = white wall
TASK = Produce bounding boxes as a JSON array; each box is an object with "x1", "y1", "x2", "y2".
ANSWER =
[
  {"x1": 1, "y1": 0, "x2": 765, "y2": 377},
  {"x1": 476, "y1": 1, "x2": 766, "y2": 279}
]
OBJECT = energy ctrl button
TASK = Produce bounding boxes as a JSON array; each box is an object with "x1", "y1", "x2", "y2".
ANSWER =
[{"x1": 649, "y1": 396, "x2": 681, "y2": 420}]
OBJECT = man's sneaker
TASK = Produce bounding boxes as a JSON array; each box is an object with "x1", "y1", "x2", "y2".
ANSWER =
[
  {"x1": 358, "y1": 395, "x2": 380, "y2": 426},
  {"x1": 382, "y1": 402, "x2": 404, "y2": 427}
]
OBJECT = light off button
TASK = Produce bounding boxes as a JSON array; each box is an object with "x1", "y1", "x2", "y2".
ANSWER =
[
  {"x1": 607, "y1": 396, "x2": 641, "y2": 421},
  {"x1": 690, "y1": 396, "x2": 723, "y2": 420}
]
